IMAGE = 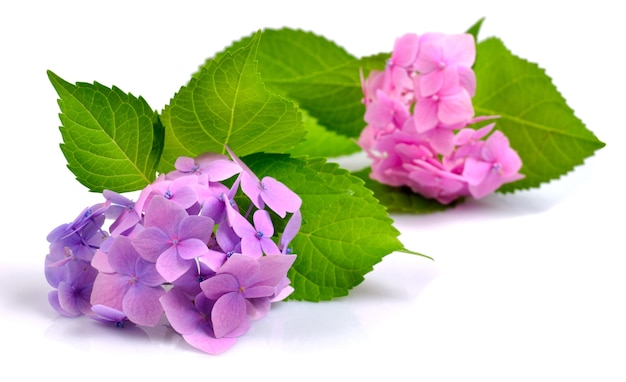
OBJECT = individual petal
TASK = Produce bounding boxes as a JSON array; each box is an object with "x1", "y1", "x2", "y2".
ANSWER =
[
  {"x1": 462, "y1": 157, "x2": 492, "y2": 185},
  {"x1": 48, "y1": 290, "x2": 75, "y2": 317},
  {"x1": 176, "y1": 238, "x2": 211, "y2": 260},
  {"x1": 391, "y1": 33, "x2": 420, "y2": 67},
  {"x1": 260, "y1": 177, "x2": 302, "y2": 218},
  {"x1": 160, "y1": 288, "x2": 202, "y2": 335},
  {"x1": 143, "y1": 195, "x2": 188, "y2": 234},
  {"x1": 211, "y1": 292, "x2": 248, "y2": 339},
  {"x1": 90, "y1": 273, "x2": 129, "y2": 311},
  {"x1": 122, "y1": 283, "x2": 165, "y2": 327},
  {"x1": 156, "y1": 247, "x2": 194, "y2": 283},
  {"x1": 245, "y1": 297, "x2": 272, "y2": 321},
  {"x1": 132, "y1": 227, "x2": 172, "y2": 262},
  {"x1": 438, "y1": 89, "x2": 474, "y2": 125},
  {"x1": 253, "y1": 209, "x2": 275, "y2": 237},
  {"x1": 179, "y1": 215, "x2": 214, "y2": 243},
  {"x1": 106, "y1": 236, "x2": 141, "y2": 274},
  {"x1": 218, "y1": 253, "x2": 260, "y2": 286},
  {"x1": 201, "y1": 273, "x2": 239, "y2": 300},
  {"x1": 280, "y1": 210, "x2": 302, "y2": 254},
  {"x1": 413, "y1": 97, "x2": 439, "y2": 133},
  {"x1": 255, "y1": 254, "x2": 297, "y2": 287}
]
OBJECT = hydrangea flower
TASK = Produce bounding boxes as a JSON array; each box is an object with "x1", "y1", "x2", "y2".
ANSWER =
[
  {"x1": 358, "y1": 32, "x2": 524, "y2": 204},
  {"x1": 44, "y1": 147, "x2": 302, "y2": 355}
]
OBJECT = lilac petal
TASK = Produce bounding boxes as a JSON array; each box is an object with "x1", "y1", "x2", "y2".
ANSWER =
[
  {"x1": 179, "y1": 215, "x2": 214, "y2": 242},
  {"x1": 90, "y1": 273, "x2": 128, "y2": 311},
  {"x1": 243, "y1": 285, "x2": 275, "y2": 299},
  {"x1": 107, "y1": 236, "x2": 141, "y2": 274},
  {"x1": 57, "y1": 281, "x2": 84, "y2": 317},
  {"x1": 280, "y1": 210, "x2": 301, "y2": 253},
  {"x1": 219, "y1": 254, "x2": 260, "y2": 285},
  {"x1": 245, "y1": 297, "x2": 271, "y2": 321},
  {"x1": 132, "y1": 227, "x2": 172, "y2": 262},
  {"x1": 204, "y1": 159, "x2": 242, "y2": 182},
  {"x1": 134, "y1": 259, "x2": 165, "y2": 287},
  {"x1": 156, "y1": 247, "x2": 194, "y2": 283},
  {"x1": 91, "y1": 304, "x2": 127, "y2": 323},
  {"x1": 48, "y1": 290, "x2": 75, "y2": 317},
  {"x1": 160, "y1": 289, "x2": 202, "y2": 335},
  {"x1": 260, "y1": 177, "x2": 302, "y2": 218},
  {"x1": 201, "y1": 273, "x2": 239, "y2": 300},
  {"x1": 123, "y1": 284, "x2": 165, "y2": 327},
  {"x1": 174, "y1": 156, "x2": 196, "y2": 172},
  {"x1": 253, "y1": 209, "x2": 274, "y2": 237},
  {"x1": 240, "y1": 171, "x2": 264, "y2": 209},
  {"x1": 211, "y1": 292, "x2": 248, "y2": 338},
  {"x1": 255, "y1": 254, "x2": 297, "y2": 287},
  {"x1": 143, "y1": 195, "x2": 187, "y2": 234},
  {"x1": 260, "y1": 238, "x2": 281, "y2": 256},
  {"x1": 176, "y1": 238, "x2": 211, "y2": 260}
]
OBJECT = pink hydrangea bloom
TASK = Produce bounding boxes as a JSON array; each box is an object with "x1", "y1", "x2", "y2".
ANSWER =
[{"x1": 358, "y1": 31, "x2": 524, "y2": 203}]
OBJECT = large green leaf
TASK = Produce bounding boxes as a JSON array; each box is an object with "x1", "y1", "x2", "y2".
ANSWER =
[
  {"x1": 159, "y1": 31, "x2": 306, "y2": 172},
  {"x1": 473, "y1": 38, "x2": 605, "y2": 192},
  {"x1": 214, "y1": 28, "x2": 388, "y2": 141},
  {"x1": 47, "y1": 70, "x2": 163, "y2": 193},
  {"x1": 241, "y1": 153, "x2": 414, "y2": 301}
]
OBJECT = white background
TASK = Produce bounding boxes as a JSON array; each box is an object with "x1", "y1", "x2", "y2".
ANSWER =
[{"x1": 1, "y1": 1, "x2": 623, "y2": 381}]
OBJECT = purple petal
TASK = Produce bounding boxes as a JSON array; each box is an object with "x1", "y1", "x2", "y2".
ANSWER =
[
  {"x1": 90, "y1": 273, "x2": 128, "y2": 311},
  {"x1": 243, "y1": 285, "x2": 275, "y2": 299},
  {"x1": 91, "y1": 304, "x2": 127, "y2": 323},
  {"x1": 255, "y1": 254, "x2": 297, "y2": 287},
  {"x1": 179, "y1": 215, "x2": 214, "y2": 242},
  {"x1": 160, "y1": 289, "x2": 202, "y2": 334},
  {"x1": 123, "y1": 284, "x2": 165, "y2": 327},
  {"x1": 143, "y1": 195, "x2": 187, "y2": 234},
  {"x1": 280, "y1": 210, "x2": 301, "y2": 253},
  {"x1": 177, "y1": 238, "x2": 211, "y2": 260},
  {"x1": 253, "y1": 209, "x2": 274, "y2": 237},
  {"x1": 200, "y1": 273, "x2": 239, "y2": 300},
  {"x1": 218, "y1": 254, "x2": 260, "y2": 285},
  {"x1": 211, "y1": 292, "x2": 248, "y2": 338},
  {"x1": 260, "y1": 177, "x2": 302, "y2": 218},
  {"x1": 132, "y1": 227, "x2": 172, "y2": 262},
  {"x1": 106, "y1": 236, "x2": 140, "y2": 274},
  {"x1": 245, "y1": 297, "x2": 271, "y2": 321},
  {"x1": 156, "y1": 247, "x2": 194, "y2": 283}
]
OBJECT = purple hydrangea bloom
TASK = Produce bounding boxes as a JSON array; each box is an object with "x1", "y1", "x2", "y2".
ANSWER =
[{"x1": 132, "y1": 195, "x2": 214, "y2": 282}]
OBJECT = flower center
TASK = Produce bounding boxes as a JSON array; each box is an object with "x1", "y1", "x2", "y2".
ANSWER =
[{"x1": 256, "y1": 231, "x2": 264, "y2": 238}]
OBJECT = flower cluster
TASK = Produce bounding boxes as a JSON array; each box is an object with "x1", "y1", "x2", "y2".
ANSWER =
[
  {"x1": 44, "y1": 147, "x2": 302, "y2": 354},
  {"x1": 358, "y1": 32, "x2": 524, "y2": 204}
]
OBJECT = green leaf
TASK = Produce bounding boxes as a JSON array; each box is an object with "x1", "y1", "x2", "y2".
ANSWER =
[
  {"x1": 159, "y1": 30, "x2": 306, "y2": 173},
  {"x1": 241, "y1": 153, "x2": 411, "y2": 301},
  {"x1": 47, "y1": 70, "x2": 163, "y2": 193},
  {"x1": 473, "y1": 38, "x2": 605, "y2": 192},
  {"x1": 287, "y1": 108, "x2": 361, "y2": 158},
  {"x1": 214, "y1": 28, "x2": 387, "y2": 140},
  {"x1": 466, "y1": 17, "x2": 486, "y2": 40},
  {"x1": 352, "y1": 168, "x2": 455, "y2": 214}
]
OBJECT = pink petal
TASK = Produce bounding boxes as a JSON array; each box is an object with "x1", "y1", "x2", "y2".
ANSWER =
[
  {"x1": 462, "y1": 157, "x2": 492, "y2": 185},
  {"x1": 123, "y1": 284, "x2": 165, "y2": 327},
  {"x1": 156, "y1": 247, "x2": 194, "y2": 282},
  {"x1": 201, "y1": 273, "x2": 239, "y2": 300},
  {"x1": 211, "y1": 292, "x2": 248, "y2": 338},
  {"x1": 438, "y1": 89, "x2": 474, "y2": 125},
  {"x1": 160, "y1": 289, "x2": 201, "y2": 335}
]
